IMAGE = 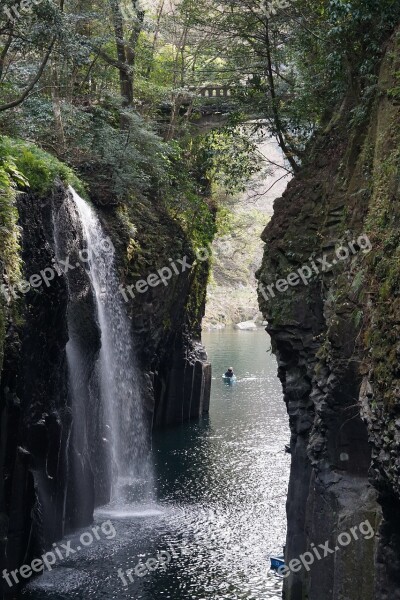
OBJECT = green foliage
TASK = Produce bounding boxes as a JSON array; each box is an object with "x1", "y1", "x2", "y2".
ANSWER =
[
  {"x1": 1, "y1": 0, "x2": 397, "y2": 295},
  {"x1": 162, "y1": 140, "x2": 216, "y2": 248},
  {"x1": 0, "y1": 136, "x2": 89, "y2": 369},
  {"x1": 0, "y1": 160, "x2": 22, "y2": 288},
  {"x1": 214, "y1": 204, "x2": 233, "y2": 237},
  {"x1": 199, "y1": 127, "x2": 262, "y2": 195},
  {"x1": 0, "y1": 137, "x2": 86, "y2": 198},
  {"x1": 388, "y1": 70, "x2": 400, "y2": 101},
  {"x1": 187, "y1": 0, "x2": 400, "y2": 160},
  {"x1": 0, "y1": 152, "x2": 23, "y2": 368},
  {"x1": 84, "y1": 109, "x2": 171, "y2": 199},
  {"x1": 5, "y1": 96, "x2": 172, "y2": 199}
]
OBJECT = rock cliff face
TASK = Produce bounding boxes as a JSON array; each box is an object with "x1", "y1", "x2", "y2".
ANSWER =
[
  {"x1": 257, "y1": 28, "x2": 400, "y2": 600},
  {"x1": 97, "y1": 190, "x2": 212, "y2": 428},
  {"x1": 0, "y1": 176, "x2": 211, "y2": 596},
  {"x1": 1, "y1": 185, "x2": 71, "y2": 585}
]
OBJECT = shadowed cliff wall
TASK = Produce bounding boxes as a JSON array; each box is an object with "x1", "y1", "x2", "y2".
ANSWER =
[
  {"x1": 257, "y1": 27, "x2": 400, "y2": 600},
  {"x1": 0, "y1": 173, "x2": 212, "y2": 596}
]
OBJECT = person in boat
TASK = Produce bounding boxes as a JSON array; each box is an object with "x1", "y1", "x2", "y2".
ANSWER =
[{"x1": 225, "y1": 367, "x2": 234, "y2": 378}]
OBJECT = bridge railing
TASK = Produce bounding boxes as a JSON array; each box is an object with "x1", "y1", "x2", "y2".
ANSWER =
[{"x1": 189, "y1": 85, "x2": 233, "y2": 99}]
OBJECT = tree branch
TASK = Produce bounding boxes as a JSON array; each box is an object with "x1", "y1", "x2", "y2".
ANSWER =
[
  {"x1": 0, "y1": 36, "x2": 56, "y2": 112},
  {"x1": 263, "y1": 21, "x2": 300, "y2": 172},
  {"x1": 0, "y1": 31, "x2": 13, "y2": 81}
]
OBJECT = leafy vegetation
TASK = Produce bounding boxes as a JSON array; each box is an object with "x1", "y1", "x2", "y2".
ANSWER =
[
  {"x1": 2, "y1": 0, "x2": 397, "y2": 178},
  {"x1": 0, "y1": 136, "x2": 88, "y2": 366},
  {"x1": 0, "y1": 136, "x2": 86, "y2": 197},
  {"x1": 0, "y1": 151, "x2": 23, "y2": 370},
  {"x1": 0, "y1": 0, "x2": 399, "y2": 283},
  {"x1": 0, "y1": 162, "x2": 21, "y2": 286}
]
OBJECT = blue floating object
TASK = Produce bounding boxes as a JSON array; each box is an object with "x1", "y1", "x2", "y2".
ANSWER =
[
  {"x1": 222, "y1": 374, "x2": 237, "y2": 384},
  {"x1": 270, "y1": 555, "x2": 285, "y2": 571}
]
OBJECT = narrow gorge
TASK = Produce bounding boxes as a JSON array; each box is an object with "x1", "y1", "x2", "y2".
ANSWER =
[{"x1": 1, "y1": 1, "x2": 400, "y2": 599}]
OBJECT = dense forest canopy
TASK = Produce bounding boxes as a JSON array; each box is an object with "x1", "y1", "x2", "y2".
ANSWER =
[{"x1": 0, "y1": 0, "x2": 399, "y2": 205}]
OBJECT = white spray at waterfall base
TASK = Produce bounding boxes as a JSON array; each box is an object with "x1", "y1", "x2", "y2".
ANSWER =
[{"x1": 69, "y1": 186, "x2": 154, "y2": 505}]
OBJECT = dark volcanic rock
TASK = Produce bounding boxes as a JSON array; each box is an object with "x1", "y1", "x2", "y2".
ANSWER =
[
  {"x1": 257, "y1": 28, "x2": 400, "y2": 600},
  {"x1": 0, "y1": 184, "x2": 71, "y2": 595},
  {"x1": 0, "y1": 177, "x2": 212, "y2": 597}
]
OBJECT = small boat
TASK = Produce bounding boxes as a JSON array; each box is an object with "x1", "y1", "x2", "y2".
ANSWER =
[
  {"x1": 285, "y1": 444, "x2": 291, "y2": 454},
  {"x1": 270, "y1": 555, "x2": 285, "y2": 571},
  {"x1": 222, "y1": 374, "x2": 237, "y2": 384}
]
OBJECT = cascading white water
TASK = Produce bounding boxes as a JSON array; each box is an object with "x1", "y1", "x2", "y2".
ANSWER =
[{"x1": 68, "y1": 187, "x2": 153, "y2": 504}]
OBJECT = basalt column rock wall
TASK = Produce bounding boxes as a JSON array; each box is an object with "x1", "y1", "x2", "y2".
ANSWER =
[
  {"x1": 99, "y1": 193, "x2": 212, "y2": 429},
  {"x1": 0, "y1": 184, "x2": 72, "y2": 594},
  {"x1": 257, "y1": 28, "x2": 400, "y2": 600},
  {"x1": 0, "y1": 182, "x2": 112, "y2": 597}
]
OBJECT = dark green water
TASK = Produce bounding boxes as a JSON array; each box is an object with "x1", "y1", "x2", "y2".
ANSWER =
[{"x1": 21, "y1": 329, "x2": 289, "y2": 600}]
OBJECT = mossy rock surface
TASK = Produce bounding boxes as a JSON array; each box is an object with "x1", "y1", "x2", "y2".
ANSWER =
[{"x1": 0, "y1": 136, "x2": 87, "y2": 377}]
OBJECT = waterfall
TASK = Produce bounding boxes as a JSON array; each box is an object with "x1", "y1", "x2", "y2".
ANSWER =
[{"x1": 64, "y1": 187, "x2": 153, "y2": 506}]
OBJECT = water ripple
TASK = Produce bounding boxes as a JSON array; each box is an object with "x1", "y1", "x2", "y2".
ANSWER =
[{"x1": 22, "y1": 329, "x2": 289, "y2": 600}]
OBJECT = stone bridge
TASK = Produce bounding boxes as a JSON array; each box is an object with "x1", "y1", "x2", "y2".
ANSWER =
[
  {"x1": 188, "y1": 85, "x2": 235, "y2": 130},
  {"x1": 160, "y1": 85, "x2": 236, "y2": 133},
  {"x1": 189, "y1": 85, "x2": 233, "y2": 99}
]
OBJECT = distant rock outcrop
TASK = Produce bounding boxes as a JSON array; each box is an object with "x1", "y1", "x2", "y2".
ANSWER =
[
  {"x1": 204, "y1": 140, "x2": 289, "y2": 330},
  {"x1": 235, "y1": 321, "x2": 257, "y2": 330}
]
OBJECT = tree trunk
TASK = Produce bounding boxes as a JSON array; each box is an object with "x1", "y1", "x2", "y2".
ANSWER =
[
  {"x1": 51, "y1": 62, "x2": 66, "y2": 156},
  {"x1": 109, "y1": 0, "x2": 133, "y2": 106},
  {"x1": 145, "y1": 0, "x2": 165, "y2": 79},
  {"x1": 264, "y1": 20, "x2": 299, "y2": 173}
]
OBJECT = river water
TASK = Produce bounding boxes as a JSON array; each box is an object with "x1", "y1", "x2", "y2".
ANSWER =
[{"x1": 22, "y1": 328, "x2": 289, "y2": 600}]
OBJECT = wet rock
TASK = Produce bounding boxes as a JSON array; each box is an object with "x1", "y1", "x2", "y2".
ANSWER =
[
  {"x1": 235, "y1": 320, "x2": 257, "y2": 330},
  {"x1": 0, "y1": 178, "x2": 213, "y2": 597}
]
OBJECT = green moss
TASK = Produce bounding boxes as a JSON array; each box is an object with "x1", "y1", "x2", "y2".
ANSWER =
[
  {"x1": 362, "y1": 105, "x2": 400, "y2": 408},
  {"x1": 268, "y1": 296, "x2": 295, "y2": 326},
  {"x1": 184, "y1": 257, "x2": 211, "y2": 336},
  {"x1": 0, "y1": 167, "x2": 21, "y2": 282},
  {"x1": 0, "y1": 136, "x2": 87, "y2": 199},
  {"x1": 0, "y1": 161, "x2": 21, "y2": 372},
  {"x1": 0, "y1": 136, "x2": 87, "y2": 375}
]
